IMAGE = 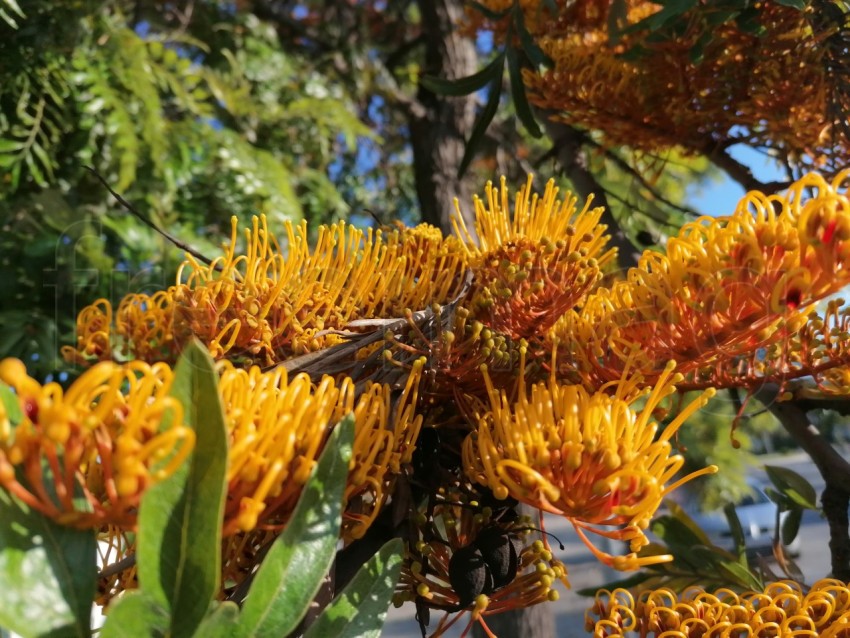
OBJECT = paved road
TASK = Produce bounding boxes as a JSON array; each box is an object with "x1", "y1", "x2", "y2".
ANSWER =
[{"x1": 383, "y1": 451, "x2": 833, "y2": 637}]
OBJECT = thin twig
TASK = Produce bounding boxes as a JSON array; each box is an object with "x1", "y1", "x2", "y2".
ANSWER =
[
  {"x1": 85, "y1": 166, "x2": 215, "y2": 267},
  {"x1": 98, "y1": 553, "x2": 136, "y2": 580},
  {"x1": 585, "y1": 140, "x2": 701, "y2": 218}
]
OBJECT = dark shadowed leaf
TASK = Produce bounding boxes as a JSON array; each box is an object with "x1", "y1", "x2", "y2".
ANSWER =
[
  {"x1": 782, "y1": 506, "x2": 804, "y2": 546},
  {"x1": 723, "y1": 502, "x2": 747, "y2": 561},
  {"x1": 506, "y1": 47, "x2": 542, "y2": 138},
  {"x1": 458, "y1": 75, "x2": 503, "y2": 178},
  {"x1": 466, "y1": 1, "x2": 510, "y2": 21},
  {"x1": 420, "y1": 52, "x2": 505, "y2": 97}
]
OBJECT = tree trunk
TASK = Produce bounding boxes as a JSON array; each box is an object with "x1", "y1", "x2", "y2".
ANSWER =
[{"x1": 411, "y1": 0, "x2": 478, "y2": 237}]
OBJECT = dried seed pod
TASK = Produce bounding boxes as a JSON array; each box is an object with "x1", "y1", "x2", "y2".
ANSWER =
[
  {"x1": 475, "y1": 526, "x2": 522, "y2": 589},
  {"x1": 448, "y1": 543, "x2": 494, "y2": 608}
]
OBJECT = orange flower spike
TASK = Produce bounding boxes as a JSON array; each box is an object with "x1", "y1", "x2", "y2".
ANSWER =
[
  {"x1": 60, "y1": 298, "x2": 114, "y2": 365},
  {"x1": 0, "y1": 358, "x2": 192, "y2": 528},
  {"x1": 558, "y1": 171, "x2": 850, "y2": 388},
  {"x1": 453, "y1": 175, "x2": 615, "y2": 340},
  {"x1": 464, "y1": 360, "x2": 716, "y2": 570}
]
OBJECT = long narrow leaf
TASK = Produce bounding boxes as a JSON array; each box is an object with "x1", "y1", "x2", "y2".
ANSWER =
[
  {"x1": 304, "y1": 538, "x2": 403, "y2": 638},
  {"x1": 238, "y1": 414, "x2": 355, "y2": 638},
  {"x1": 506, "y1": 47, "x2": 542, "y2": 138},
  {"x1": 137, "y1": 340, "x2": 229, "y2": 638},
  {"x1": 458, "y1": 74, "x2": 503, "y2": 178},
  {"x1": 420, "y1": 52, "x2": 505, "y2": 97}
]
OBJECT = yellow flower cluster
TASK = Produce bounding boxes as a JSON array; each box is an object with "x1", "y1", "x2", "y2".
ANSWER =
[
  {"x1": 556, "y1": 170, "x2": 850, "y2": 388},
  {"x1": 464, "y1": 358, "x2": 716, "y2": 570},
  {"x1": 0, "y1": 358, "x2": 193, "y2": 528},
  {"x1": 0, "y1": 353, "x2": 425, "y2": 545},
  {"x1": 469, "y1": 1, "x2": 843, "y2": 167},
  {"x1": 217, "y1": 358, "x2": 425, "y2": 540},
  {"x1": 36, "y1": 169, "x2": 850, "y2": 622},
  {"x1": 587, "y1": 579, "x2": 850, "y2": 637},
  {"x1": 63, "y1": 216, "x2": 468, "y2": 367},
  {"x1": 454, "y1": 175, "x2": 614, "y2": 341}
]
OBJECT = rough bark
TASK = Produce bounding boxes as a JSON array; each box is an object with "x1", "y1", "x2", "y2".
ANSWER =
[{"x1": 411, "y1": 0, "x2": 478, "y2": 236}]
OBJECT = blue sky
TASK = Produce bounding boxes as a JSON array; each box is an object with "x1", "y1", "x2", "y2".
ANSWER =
[{"x1": 689, "y1": 145, "x2": 789, "y2": 217}]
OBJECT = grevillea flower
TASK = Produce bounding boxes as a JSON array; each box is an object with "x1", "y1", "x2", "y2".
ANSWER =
[
  {"x1": 472, "y1": 1, "x2": 844, "y2": 167},
  {"x1": 396, "y1": 486, "x2": 567, "y2": 638},
  {"x1": 556, "y1": 171, "x2": 850, "y2": 389},
  {"x1": 217, "y1": 358, "x2": 425, "y2": 540},
  {"x1": 463, "y1": 358, "x2": 716, "y2": 570},
  {"x1": 453, "y1": 175, "x2": 614, "y2": 341},
  {"x1": 587, "y1": 579, "x2": 850, "y2": 637},
  {"x1": 64, "y1": 216, "x2": 468, "y2": 367},
  {"x1": 0, "y1": 358, "x2": 194, "y2": 528}
]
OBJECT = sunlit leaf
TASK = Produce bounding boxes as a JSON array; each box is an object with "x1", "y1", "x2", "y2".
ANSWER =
[{"x1": 137, "y1": 340, "x2": 228, "y2": 638}]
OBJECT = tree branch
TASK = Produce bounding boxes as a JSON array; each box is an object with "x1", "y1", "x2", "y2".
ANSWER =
[
  {"x1": 585, "y1": 140, "x2": 701, "y2": 219},
  {"x1": 704, "y1": 145, "x2": 791, "y2": 194},
  {"x1": 754, "y1": 384, "x2": 850, "y2": 580},
  {"x1": 539, "y1": 119, "x2": 641, "y2": 271}
]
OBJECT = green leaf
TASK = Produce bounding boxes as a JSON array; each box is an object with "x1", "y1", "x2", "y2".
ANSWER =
[
  {"x1": 238, "y1": 414, "x2": 355, "y2": 638},
  {"x1": 304, "y1": 538, "x2": 403, "y2": 638},
  {"x1": 100, "y1": 592, "x2": 168, "y2": 638},
  {"x1": 0, "y1": 139, "x2": 24, "y2": 153},
  {"x1": 137, "y1": 340, "x2": 229, "y2": 638},
  {"x1": 420, "y1": 52, "x2": 505, "y2": 97},
  {"x1": 607, "y1": 0, "x2": 629, "y2": 45},
  {"x1": 0, "y1": 490, "x2": 96, "y2": 638},
  {"x1": 782, "y1": 506, "x2": 804, "y2": 546},
  {"x1": 661, "y1": 501, "x2": 713, "y2": 546},
  {"x1": 723, "y1": 501, "x2": 747, "y2": 561},
  {"x1": 0, "y1": 383, "x2": 23, "y2": 435},
  {"x1": 764, "y1": 465, "x2": 819, "y2": 510},
  {"x1": 512, "y1": 7, "x2": 550, "y2": 70},
  {"x1": 457, "y1": 74, "x2": 502, "y2": 178},
  {"x1": 192, "y1": 602, "x2": 241, "y2": 638},
  {"x1": 506, "y1": 47, "x2": 541, "y2": 138},
  {"x1": 717, "y1": 558, "x2": 763, "y2": 591}
]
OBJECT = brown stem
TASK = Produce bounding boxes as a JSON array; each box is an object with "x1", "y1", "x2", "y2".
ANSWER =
[
  {"x1": 824, "y1": 484, "x2": 850, "y2": 581},
  {"x1": 754, "y1": 384, "x2": 850, "y2": 580},
  {"x1": 539, "y1": 119, "x2": 641, "y2": 271},
  {"x1": 703, "y1": 145, "x2": 790, "y2": 194}
]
